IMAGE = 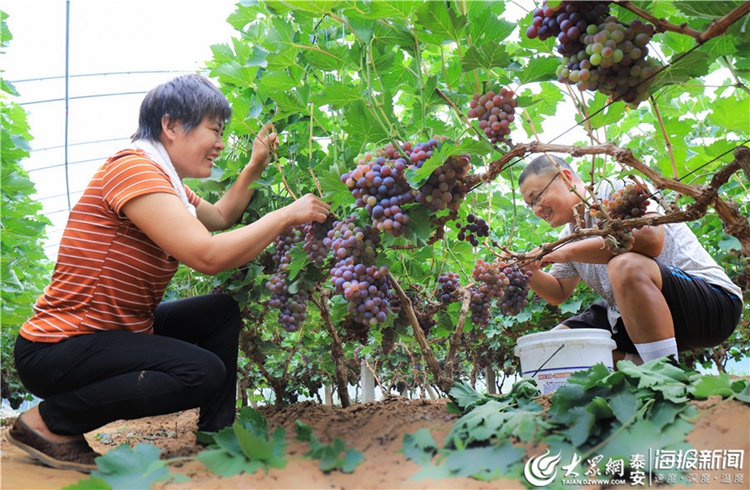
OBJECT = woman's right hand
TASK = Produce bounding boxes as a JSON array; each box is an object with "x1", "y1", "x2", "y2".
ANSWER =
[{"x1": 283, "y1": 193, "x2": 331, "y2": 226}]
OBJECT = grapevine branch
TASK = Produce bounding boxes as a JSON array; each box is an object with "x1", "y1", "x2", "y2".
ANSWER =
[
  {"x1": 476, "y1": 143, "x2": 750, "y2": 258},
  {"x1": 444, "y1": 287, "x2": 472, "y2": 382},
  {"x1": 617, "y1": 1, "x2": 750, "y2": 44},
  {"x1": 311, "y1": 291, "x2": 351, "y2": 408},
  {"x1": 387, "y1": 272, "x2": 454, "y2": 393}
]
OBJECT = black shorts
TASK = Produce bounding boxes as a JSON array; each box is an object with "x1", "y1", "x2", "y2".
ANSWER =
[{"x1": 562, "y1": 261, "x2": 743, "y2": 353}]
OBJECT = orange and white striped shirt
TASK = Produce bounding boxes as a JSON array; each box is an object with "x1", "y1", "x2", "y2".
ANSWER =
[{"x1": 20, "y1": 149, "x2": 202, "y2": 343}]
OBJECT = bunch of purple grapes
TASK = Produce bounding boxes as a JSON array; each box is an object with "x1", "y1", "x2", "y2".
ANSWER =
[
  {"x1": 304, "y1": 214, "x2": 336, "y2": 265},
  {"x1": 415, "y1": 154, "x2": 471, "y2": 213},
  {"x1": 526, "y1": 1, "x2": 661, "y2": 107},
  {"x1": 467, "y1": 88, "x2": 517, "y2": 144},
  {"x1": 341, "y1": 316, "x2": 370, "y2": 345},
  {"x1": 437, "y1": 271, "x2": 461, "y2": 303},
  {"x1": 328, "y1": 215, "x2": 391, "y2": 326},
  {"x1": 381, "y1": 326, "x2": 397, "y2": 354},
  {"x1": 559, "y1": 16, "x2": 661, "y2": 107},
  {"x1": 603, "y1": 182, "x2": 651, "y2": 219},
  {"x1": 341, "y1": 144, "x2": 416, "y2": 237},
  {"x1": 604, "y1": 229, "x2": 635, "y2": 255},
  {"x1": 469, "y1": 258, "x2": 507, "y2": 327},
  {"x1": 419, "y1": 315, "x2": 437, "y2": 336},
  {"x1": 526, "y1": 1, "x2": 610, "y2": 50},
  {"x1": 266, "y1": 226, "x2": 309, "y2": 331},
  {"x1": 343, "y1": 137, "x2": 477, "y2": 236},
  {"x1": 456, "y1": 213, "x2": 489, "y2": 247},
  {"x1": 499, "y1": 264, "x2": 533, "y2": 316}
]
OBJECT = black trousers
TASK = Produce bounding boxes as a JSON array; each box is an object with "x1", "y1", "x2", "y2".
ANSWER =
[
  {"x1": 14, "y1": 294, "x2": 242, "y2": 435},
  {"x1": 563, "y1": 261, "x2": 743, "y2": 353}
]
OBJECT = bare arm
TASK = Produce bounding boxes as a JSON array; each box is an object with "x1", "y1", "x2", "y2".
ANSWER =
[
  {"x1": 122, "y1": 192, "x2": 330, "y2": 275},
  {"x1": 545, "y1": 217, "x2": 664, "y2": 265},
  {"x1": 526, "y1": 265, "x2": 581, "y2": 306},
  {"x1": 197, "y1": 124, "x2": 278, "y2": 232},
  {"x1": 523, "y1": 214, "x2": 663, "y2": 304}
]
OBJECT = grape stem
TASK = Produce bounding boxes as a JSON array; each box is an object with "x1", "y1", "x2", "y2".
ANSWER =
[
  {"x1": 618, "y1": 1, "x2": 750, "y2": 44},
  {"x1": 445, "y1": 287, "x2": 472, "y2": 382},
  {"x1": 433, "y1": 87, "x2": 490, "y2": 142},
  {"x1": 307, "y1": 101, "x2": 324, "y2": 198},
  {"x1": 648, "y1": 95, "x2": 678, "y2": 179},
  {"x1": 311, "y1": 291, "x2": 351, "y2": 408},
  {"x1": 387, "y1": 272, "x2": 453, "y2": 393}
]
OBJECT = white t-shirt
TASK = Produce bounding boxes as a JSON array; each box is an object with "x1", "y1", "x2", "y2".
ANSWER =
[{"x1": 549, "y1": 178, "x2": 743, "y2": 328}]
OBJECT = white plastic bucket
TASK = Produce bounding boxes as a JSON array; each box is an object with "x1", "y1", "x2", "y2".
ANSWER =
[{"x1": 514, "y1": 328, "x2": 617, "y2": 394}]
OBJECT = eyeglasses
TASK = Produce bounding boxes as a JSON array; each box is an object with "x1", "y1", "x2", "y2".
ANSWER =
[{"x1": 526, "y1": 173, "x2": 560, "y2": 210}]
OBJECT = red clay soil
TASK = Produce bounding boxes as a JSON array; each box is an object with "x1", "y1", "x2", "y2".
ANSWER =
[{"x1": 1, "y1": 395, "x2": 748, "y2": 490}]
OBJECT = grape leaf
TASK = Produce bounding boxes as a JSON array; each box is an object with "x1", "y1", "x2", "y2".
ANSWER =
[
  {"x1": 213, "y1": 61, "x2": 259, "y2": 88},
  {"x1": 312, "y1": 85, "x2": 363, "y2": 109},
  {"x1": 445, "y1": 400, "x2": 544, "y2": 447},
  {"x1": 650, "y1": 51, "x2": 712, "y2": 92},
  {"x1": 295, "y1": 420, "x2": 364, "y2": 473},
  {"x1": 63, "y1": 476, "x2": 112, "y2": 490},
  {"x1": 303, "y1": 44, "x2": 356, "y2": 72},
  {"x1": 732, "y1": 379, "x2": 750, "y2": 403},
  {"x1": 340, "y1": 448, "x2": 365, "y2": 473},
  {"x1": 443, "y1": 443, "x2": 524, "y2": 477},
  {"x1": 197, "y1": 448, "x2": 263, "y2": 477},
  {"x1": 404, "y1": 138, "x2": 492, "y2": 188},
  {"x1": 462, "y1": 43, "x2": 511, "y2": 72},
  {"x1": 197, "y1": 409, "x2": 287, "y2": 476},
  {"x1": 257, "y1": 71, "x2": 301, "y2": 93},
  {"x1": 607, "y1": 382, "x2": 638, "y2": 425},
  {"x1": 412, "y1": 441, "x2": 524, "y2": 481},
  {"x1": 263, "y1": 20, "x2": 300, "y2": 70},
  {"x1": 86, "y1": 443, "x2": 186, "y2": 490},
  {"x1": 226, "y1": 4, "x2": 259, "y2": 31},
  {"x1": 566, "y1": 406, "x2": 594, "y2": 447},
  {"x1": 468, "y1": 3, "x2": 515, "y2": 44},
  {"x1": 598, "y1": 418, "x2": 695, "y2": 465},
  {"x1": 369, "y1": 0, "x2": 422, "y2": 21},
  {"x1": 403, "y1": 205, "x2": 432, "y2": 244},
  {"x1": 285, "y1": 245, "x2": 309, "y2": 282},
  {"x1": 673, "y1": 0, "x2": 746, "y2": 19},
  {"x1": 448, "y1": 380, "x2": 486, "y2": 410},
  {"x1": 344, "y1": 100, "x2": 389, "y2": 151},
  {"x1": 690, "y1": 372, "x2": 735, "y2": 398},
  {"x1": 318, "y1": 163, "x2": 355, "y2": 213},
  {"x1": 649, "y1": 400, "x2": 690, "y2": 429},
  {"x1": 402, "y1": 428, "x2": 438, "y2": 465},
  {"x1": 410, "y1": 461, "x2": 454, "y2": 481},
  {"x1": 518, "y1": 57, "x2": 560, "y2": 85},
  {"x1": 707, "y1": 95, "x2": 750, "y2": 135},
  {"x1": 413, "y1": 1, "x2": 466, "y2": 45}
]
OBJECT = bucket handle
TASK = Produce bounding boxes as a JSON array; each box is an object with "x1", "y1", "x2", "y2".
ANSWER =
[{"x1": 531, "y1": 343, "x2": 566, "y2": 378}]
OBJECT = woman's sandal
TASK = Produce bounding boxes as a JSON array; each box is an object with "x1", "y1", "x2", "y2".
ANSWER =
[{"x1": 4, "y1": 415, "x2": 100, "y2": 473}]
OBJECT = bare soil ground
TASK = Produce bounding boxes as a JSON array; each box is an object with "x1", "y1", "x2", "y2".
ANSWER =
[{"x1": 1, "y1": 395, "x2": 748, "y2": 490}]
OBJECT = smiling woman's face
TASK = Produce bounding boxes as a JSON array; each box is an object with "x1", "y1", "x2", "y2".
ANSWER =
[
  {"x1": 166, "y1": 115, "x2": 225, "y2": 180},
  {"x1": 520, "y1": 170, "x2": 578, "y2": 227}
]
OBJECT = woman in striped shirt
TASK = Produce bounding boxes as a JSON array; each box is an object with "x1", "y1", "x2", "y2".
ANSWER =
[{"x1": 6, "y1": 74, "x2": 331, "y2": 472}]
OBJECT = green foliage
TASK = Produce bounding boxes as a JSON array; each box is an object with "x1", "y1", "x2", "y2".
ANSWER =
[
  {"x1": 64, "y1": 444, "x2": 188, "y2": 490},
  {"x1": 0, "y1": 9, "x2": 52, "y2": 408},
  {"x1": 404, "y1": 358, "x2": 750, "y2": 484},
  {"x1": 196, "y1": 407, "x2": 288, "y2": 476},
  {"x1": 295, "y1": 420, "x2": 364, "y2": 473}
]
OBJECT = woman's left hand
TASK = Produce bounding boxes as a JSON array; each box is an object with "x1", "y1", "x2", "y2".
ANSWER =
[{"x1": 246, "y1": 123, "x2": 278, "y2": 175}]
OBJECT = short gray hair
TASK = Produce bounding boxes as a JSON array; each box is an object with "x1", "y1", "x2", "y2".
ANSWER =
[
  {"x1": 131, "y1": 74, "x2": 232, "y2": 142},
  {"x1": 519, "y1": 154, "x2": 572, "y2": 186}
]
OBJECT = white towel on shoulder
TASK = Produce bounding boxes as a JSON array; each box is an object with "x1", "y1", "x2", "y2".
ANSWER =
[{"x1": 131, "y1": 139, "x2": 197, "y2": 217}]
